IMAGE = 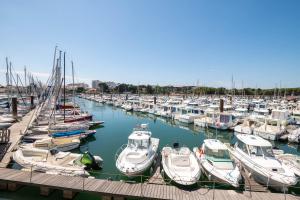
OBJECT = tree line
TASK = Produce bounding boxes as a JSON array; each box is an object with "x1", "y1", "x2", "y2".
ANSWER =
[{"x1": 75, "y1": 82, "x2": 300, "y2": 96}]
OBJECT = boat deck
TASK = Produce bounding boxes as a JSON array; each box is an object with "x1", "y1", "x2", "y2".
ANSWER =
[{"x1": 0, "y1": 168, "x2": 298, "y2": 200}]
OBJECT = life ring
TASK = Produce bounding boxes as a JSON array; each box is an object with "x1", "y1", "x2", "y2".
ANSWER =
[{"x1": 198, "y1": 147, "x2": 204, "y2": 156}]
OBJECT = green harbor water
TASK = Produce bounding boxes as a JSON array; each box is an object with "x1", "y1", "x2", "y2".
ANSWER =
[{"x1": 1, "y1": 98, "x2": 300, "y2": 199}]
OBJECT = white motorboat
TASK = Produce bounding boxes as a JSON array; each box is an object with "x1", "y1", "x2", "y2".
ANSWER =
[
  {"x1": 275, "y1": 154, "x2": 300, "y2": 177},
  {"x1": 161, "y1": 144, "x2": 201, "y2": 185},
  {"x1": 193, "y1": 139, "x2": 241, "y2": 187},
  {"x1": 0, "y1": 116, "x2": 16, "y2": 123},
  {"x1": 229, "y1": 134, "x2": 298, "y2": 191},
  {"x1": 194, "y1": 109, "x2": 217, "y2": 128},
  {"x1": 234, "y1": 119, "x2": 257, "y2": 135},
  {"x1": 0, "y1": 122, "x2": 13, "y2": 129},
  {"x1": 253, "y1": 119, "x2": 286, "y2": 141},
  {"x1": 288, "y1": 128, "x2": 300, "y2": 143},
  {"x1": 208, "y1": 113, "x2": 235, "y2": 130},
  {"x1": 115, "y1": 124, "x2": 159, "y2": 177},
  {"x1": 13, "y1": 148, "x2": 103, "y2": 177}
]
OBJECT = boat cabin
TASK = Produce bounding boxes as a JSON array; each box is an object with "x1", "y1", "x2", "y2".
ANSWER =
[{"x1": 235, "y1": 134, "x2": 274, "y2": 158}]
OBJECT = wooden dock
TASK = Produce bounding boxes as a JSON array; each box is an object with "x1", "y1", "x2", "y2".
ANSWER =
[
  {"x1": 147, "y1": 153, "x2": 166, "y2": 185},
  {"x1": 0, "y1": 108, "x2": 37, "y2": 167},
  {"x1": 0, "y1": 168, "x2": 298, "y2": 200},
  {"x1": 241, "y1": 167, "x2": 269, "y2": 192}
]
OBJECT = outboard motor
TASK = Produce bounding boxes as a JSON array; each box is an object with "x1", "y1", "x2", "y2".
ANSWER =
[
  {"x1": 173, "y1": 142, "x2": 179, "y2": 149},
  {"x1": 50, "y1": 148, "x2": 58, "y2": 155},
  {"x1": 81, "y1": 151, "x2": 102, "y2": 170}
]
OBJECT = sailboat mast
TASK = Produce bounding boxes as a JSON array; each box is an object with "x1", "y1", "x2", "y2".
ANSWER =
[
  {"x1": 71, "y1": 61, "x2": 75, "y2": 108},
  {"x1": 63, "y1": 52, "x2": 66, "y2": 121},
  {"x1": 24, "y1": 66, "x2": 27, "y2": 95},
  {"x1": 5, "y1": 57, "x2": 10, "y2": 108}
]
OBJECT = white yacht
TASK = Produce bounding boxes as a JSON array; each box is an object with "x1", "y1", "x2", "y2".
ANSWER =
[
  {"x1": 229, "y1": 134, "x2": 298, "y2": 191},
  {"x1": 193, "y1": 139, "x2": 241, "y2": 187},
  {"x1": 115, "y1": 124, "x2": 159, "y2": 177},
  {"x1": 161, "y1": 143, "x2": 201, "y2": 185}
]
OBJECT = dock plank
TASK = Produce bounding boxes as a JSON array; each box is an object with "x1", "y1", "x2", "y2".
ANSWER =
[{"x1": 0, "y1": 168, "x2": 298, "y2": 200}]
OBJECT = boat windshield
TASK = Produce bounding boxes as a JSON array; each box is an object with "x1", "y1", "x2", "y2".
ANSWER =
[
  {"x1": 128, "y1": 139, "x2": 149, "y2": 149},
  {"x1": 205, "y1": 147, "x2": 231, "y2": 159},
  {"x1": 248, "y1": 145, "x2": 274, "y2": 157},
  {"x1": 220, "y1": 115, "x2": 231, "y2": 123}
]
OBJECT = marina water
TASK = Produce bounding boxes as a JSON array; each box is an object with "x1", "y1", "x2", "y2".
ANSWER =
[{"x1": 2, "y1": 97, "x2": 300, "y2": 199}]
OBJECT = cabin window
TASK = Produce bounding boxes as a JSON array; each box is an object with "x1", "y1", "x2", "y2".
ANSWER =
[
  {"x1": 128, "y1": 139, "x2": 149, "y2": 148},
  {"x1": 237, "y1": 140, "x2": 248, "y2": 154},
  {"x1": 261, "y1": 146, "x2": 274, "y2": 157},
  {"x1": 220, "y1": 115, "x2": 230, "y2": 123},
  {"x1": 193, "y1": 110, "x2": 199, "y2": 114},
  {"x1": 205, "y1": 147, "x2": 230, "y2": 159},
  {"x1": 248, "y1": 146, "x2": 274, "y2": 157}
]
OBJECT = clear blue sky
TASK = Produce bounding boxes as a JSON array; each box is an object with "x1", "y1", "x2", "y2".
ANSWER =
[{"x1": 1, "y1": 0, "x2": 300, "y2": 88}]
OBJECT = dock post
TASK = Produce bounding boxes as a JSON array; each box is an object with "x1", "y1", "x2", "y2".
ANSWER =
[
  {"x1": 7, "y1": 182, "x2": 21, "y2": 191},
  {"x1": 40, "y1": 186, "x2": 52, "y2": 196},
  {"x1": 0, "y1": 181, "x2": 7, "y2": 190},
  {"x1": 30, "y1": 96, "x2": 35, "y2": 109},
  {"x1": 101, "y1": 196, "x2": 112, "y2": 200},
  {"x1": 219, "y1": 99, "x2": 224, "y2": 113},
  {"x1": 63, "y1": 190, "x2": 77, "y2": 199},
  {"x1": 113, "y1": 197, "x2": 125, "y2": 200},
  {"x1": 12, "y1": 97, "x2": 18, "y2": 119}
]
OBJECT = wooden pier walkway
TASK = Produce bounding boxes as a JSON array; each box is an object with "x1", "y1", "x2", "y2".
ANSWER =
[
  {"x1": 241, "y1": 167, "x2": 269, "y2": 192},
  {"x1": 147, "y1": 153, "x2": 166, "y2": 185},
  {"x1": 0, "y1": 108, "x2": 37, "y2": 168},
  {"x1": 0, "y1": 168, "x2": 298, "y2": 200}
]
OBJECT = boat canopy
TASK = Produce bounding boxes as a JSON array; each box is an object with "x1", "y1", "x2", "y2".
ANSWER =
[
  {"x1": 271, "y1": 110, "x2": 289, "y2": 120},
  {"x1": 128, "y1": 131, "x2": 151, "y2": 140},
  {"x1": 204, "y1": 139, "x2": 227, "y2": 150},
  {"x1": 236, "y1": 134, "x2": 272, "y2": 147}
]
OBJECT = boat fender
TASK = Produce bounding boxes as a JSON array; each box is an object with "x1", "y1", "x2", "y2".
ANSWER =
[
  {"x1": 198, "y1": 147, "x2": 204, "y2": 156},
  {"x1": 248, "y1": 172, "x2": 252, "y2": 178}
]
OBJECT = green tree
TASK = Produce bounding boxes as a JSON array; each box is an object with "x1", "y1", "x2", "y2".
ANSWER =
[{"x1": 98, "y1": 82, "x2": 109, "y2": 93}]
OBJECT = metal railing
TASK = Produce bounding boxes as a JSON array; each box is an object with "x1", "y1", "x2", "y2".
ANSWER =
[{"x1": 1, "y1": 161, "x2": 299, "y2": 200}]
